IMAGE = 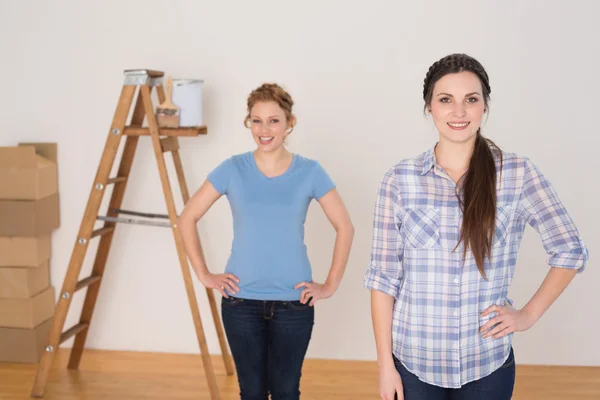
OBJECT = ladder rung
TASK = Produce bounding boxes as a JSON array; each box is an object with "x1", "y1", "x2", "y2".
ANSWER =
[
  {"x1": 91, "y1": 226, "x2": 114, "y2": 238},
  {"x1": 123, "y1": 126, "x2": 207, "y2": 137},
  {"x1": 160, "y1": 137, "x2": 179, "y2": 153},
  {"x1": 60, "y1": 323, "x2": 89, "y2": 344},
  {"x1": 107, "y1": 177, "x2": 127, "y2": 185},
  {"x1": 112, "y1": 208, "x2": 169, "y2": 219},
  {"x1": 97, "y1": 215, "x2": 171, "y2": 228},
  {"x1": 75, "y1": 276, "x2": 101, "y2": 292}
]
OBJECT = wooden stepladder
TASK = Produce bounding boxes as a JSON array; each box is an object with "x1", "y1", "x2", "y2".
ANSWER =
[{"x1": 30, "y1": 69, "x2": 234, "y2": 399}]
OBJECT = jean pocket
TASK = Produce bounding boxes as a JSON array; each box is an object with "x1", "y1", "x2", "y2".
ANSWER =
[
  {"x1": 221, "y1": 296, "x2": 243, "y2": 308},
  {"x1": 403, "y1": 208, "x2": 441, "y2": 249},
  {"x1": 284, "y1": 300, "x2": 311, "y2": 311}
]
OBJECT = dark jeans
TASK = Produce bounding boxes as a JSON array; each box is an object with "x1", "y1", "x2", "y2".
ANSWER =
[
  {"x1": 221, "y1": 296, "x2": 314, "y2": 400},
  {"x1": 394, "y1": 348, "x2": 516, "y2": 400}
]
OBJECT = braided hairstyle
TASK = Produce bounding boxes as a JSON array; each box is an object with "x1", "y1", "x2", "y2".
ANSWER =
[{"x1": 423, "y1": 53, "x2": 503, "y2": 280}]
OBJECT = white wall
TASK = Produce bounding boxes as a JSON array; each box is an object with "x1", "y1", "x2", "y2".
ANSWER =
[{"x1": 1, "y1": 0, "x2": 598, "y2": 366}]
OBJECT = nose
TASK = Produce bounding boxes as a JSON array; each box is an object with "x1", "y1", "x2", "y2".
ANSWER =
[
  {"x1": 260, "y1": 124, "x2": 271, "y2": 134},
  {"x1": 452, "y1": 102, "x2": 467, "y2": 117}
]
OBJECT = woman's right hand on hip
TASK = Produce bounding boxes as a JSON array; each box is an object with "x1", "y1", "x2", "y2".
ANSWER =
[{"x1": 199, "y1": 272, "x2": 240, "y2": 298}]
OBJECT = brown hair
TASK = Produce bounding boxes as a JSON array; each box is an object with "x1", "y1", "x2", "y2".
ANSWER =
[
  {"x1": 244, "y1": 83, "x2": 295, "y2": 130},
  {"x1": 423, "y1": 53, "x2": 503, "y2": 279}
]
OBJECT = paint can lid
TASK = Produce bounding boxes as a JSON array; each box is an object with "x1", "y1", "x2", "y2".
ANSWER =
[{"x1": 173, "y1": 79, "x2": 204, "y2": 85}]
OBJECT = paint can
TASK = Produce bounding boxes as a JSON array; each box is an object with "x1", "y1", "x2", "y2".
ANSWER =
[{"x1": 172, "y1": 79, "x2": 204, "y2": 127}]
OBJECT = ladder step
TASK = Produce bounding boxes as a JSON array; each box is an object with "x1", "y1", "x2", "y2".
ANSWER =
[
  {"x1": 75, "y1": 275, "x2": 102, "y2": 292},
  {"x1": 91, "y1": 226, "x2": 114, "y2": 238},
  {"x1": 60, "y1": 323, "x2": 89, "y2": 344},
  {"x1": 160, "y1": 137, "x2": 179, "y2": 153},
  {"x1": 107, "y1": 176, "x2": 127, "y2": 185}
]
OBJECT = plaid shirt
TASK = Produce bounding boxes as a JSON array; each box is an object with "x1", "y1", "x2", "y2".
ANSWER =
[{"x1": 364, "y1": 146, "x2": 589, "y2": 388}]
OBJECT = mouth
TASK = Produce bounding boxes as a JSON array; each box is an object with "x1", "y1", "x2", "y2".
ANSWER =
[
  {"x1": 259, "y1": 136, "x2": 274, "y2": 144},
  {"x1": 447, "y1": 122, "x2": 470, "y2": 130}
]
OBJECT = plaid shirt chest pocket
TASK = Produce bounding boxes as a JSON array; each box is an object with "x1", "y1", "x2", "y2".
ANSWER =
[{"x1": 402, "y1": 208, "x2": 442, "y2": 249}]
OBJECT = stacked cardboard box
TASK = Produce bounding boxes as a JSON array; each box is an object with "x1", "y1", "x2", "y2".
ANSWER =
[{"x1": 0, "y1": 143, "x2": 59, "y2": 363}]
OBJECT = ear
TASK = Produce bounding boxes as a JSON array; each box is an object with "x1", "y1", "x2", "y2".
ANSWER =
[{"x1": 287, "y1": 115, "x2": 296, "y2": 134}]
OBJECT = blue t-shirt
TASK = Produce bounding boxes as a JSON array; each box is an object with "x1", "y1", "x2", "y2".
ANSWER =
[{"x1": 207, "y1": 151, "x2": 335, "y2": 300}]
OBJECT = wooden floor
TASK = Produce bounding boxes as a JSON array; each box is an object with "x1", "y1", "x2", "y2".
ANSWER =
[{"x1": 1, "y1": 349, "x2": 599, "y2": 399}]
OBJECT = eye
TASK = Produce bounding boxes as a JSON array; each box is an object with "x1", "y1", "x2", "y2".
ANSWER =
[
  {"x1": 439, "y1": 97, "x2": 451, "y2": 103},
  {"x1": 252, "y1": 119, "x2": 261, "y2": 124},
  {"x1": 467, "y1": 97, "x2": 479, "y2": 103},
  {"x1": 270, "y1": 119, "x2": 279, "y2": 124}
]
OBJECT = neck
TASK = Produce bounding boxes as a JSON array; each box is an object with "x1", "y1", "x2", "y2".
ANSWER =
[
  {"x1": 435, "y1": 136, "x2": 477, "y2": 173},
  {"x1": 254, "y1": 146, "x2": 291, "y2": 165}
]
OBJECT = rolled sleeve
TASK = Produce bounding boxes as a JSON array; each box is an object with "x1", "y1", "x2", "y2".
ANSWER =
[
  {"x1": 520, "y1": 158, "x2": 590, "y2": 272},
  {"x1": 364, "y1": 167, "x2": 404, "y2": 297},
  {"x1": 364, "y1": 267, "x2": 404, "y2": 298}
]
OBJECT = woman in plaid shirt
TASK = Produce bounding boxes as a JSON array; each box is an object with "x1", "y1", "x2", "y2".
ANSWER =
[{"x1": 365, "y1": 53, "x2": 589, "y2": 400}]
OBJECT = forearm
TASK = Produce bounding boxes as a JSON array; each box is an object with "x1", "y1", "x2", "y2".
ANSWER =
[
  {"x1": 324, "y1": 224, "x2": 354, "y2": 291},
  {"x1": 521, "y1": 267, "x2": 578, "y2": 322},
  {"x1": 371, "y1": 290, "x2": 396, "y2": 369},
  {"x1": 178, "y1": 215, "x2": 210, "y2": 280}
]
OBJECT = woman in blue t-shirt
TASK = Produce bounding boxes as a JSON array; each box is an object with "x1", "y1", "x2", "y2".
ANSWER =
[{"x1": 179, "y1": 83, "x2": 354, "y2": 399}]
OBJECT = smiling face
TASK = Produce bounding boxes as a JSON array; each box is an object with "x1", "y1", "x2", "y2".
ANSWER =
[
  {"x1": 249, "y1": 101, "x2": 294, "y2": 152},
  {"x1": 428, "y1": 71, "x2": 487, "y2": 145}
]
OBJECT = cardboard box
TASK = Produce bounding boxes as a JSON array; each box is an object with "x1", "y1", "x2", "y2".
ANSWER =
[
  {"x1": 0, "y1": 235, "x2": 51, "y2": 267},
  {"x1": 0, "y1": 143, "x2": 58, "y2": 200},
  {"x1": 0, "y1": 261, "x2": 50, "y2": 299},
  {"x1": 0, "y1": 318, "x2": 52, "y2": 363},
  {"x1": 0, "y1": 286, "x2": 55, "y2": 328},
  {"x1": 0, "y1": 193, "x2": 60, "y2": 236}
]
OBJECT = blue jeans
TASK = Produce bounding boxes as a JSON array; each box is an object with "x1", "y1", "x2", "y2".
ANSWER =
[
  {"x1": 221, "y1": 296, "x2": 314, "y2": 400},
  {"x1": 394, "y1": 347, "x2": 516, "y2": 400}
]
